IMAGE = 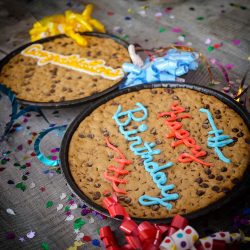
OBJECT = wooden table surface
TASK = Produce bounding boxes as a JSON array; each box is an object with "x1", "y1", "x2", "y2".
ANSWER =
[{"x1": 0, "y1": 0, "x2": 249, "y2": 249}]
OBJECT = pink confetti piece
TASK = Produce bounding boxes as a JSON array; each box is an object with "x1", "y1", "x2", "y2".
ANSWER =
[
  {"x1": 17, "y1": 145, "x2": 23, "y2": 151},
  {"x1": 51, "y1": 155, "x2": 57, "y2": 160},
  {"x1": 171, "y1": 27, "x2": 182, "y2": 33},
  {"x1": 165, "y1": 7, "x2": 173, "y2": 13},
  {"x1": 155, "y1": 12, "x2": 162, "y2": 17},
  {"x1": 232, "y1": 39, "x2": 241, "y2": 46},
  {"x1": 225, "y1": 64, "x2": 234, "y2": 70}
]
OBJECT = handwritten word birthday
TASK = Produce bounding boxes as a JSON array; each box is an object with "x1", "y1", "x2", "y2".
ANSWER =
[
  {"x1": 113, "y1": 102, "x2": 179, "y2": 210},
  {"x1": 200, "y1": 108, "x2": 234, "y2": 163},
  {"x1": 158, "y1": 102, "x2": 212, "y2": 167},
  {"x1": 21, "y1": 44, "x2": 124, "y2": 80},
  {"x1": 103, "y1": 137, "x2": 132, "y2": 194}
]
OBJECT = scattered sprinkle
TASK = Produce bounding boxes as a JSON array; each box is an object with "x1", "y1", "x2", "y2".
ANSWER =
[
  {"x1": 207, "y1": 46, "x2": 214, "y2": 52},
  {"x1": 57, "y1": 204, "x2": 64, "y2": 211},
  {"x1": 30, "y1": 182, "x2": 36, "y2": 189},
  {"x1": 107, "y1": 11, "x2": 114, "y2": 16},
  {"x1": 165, "y1": 7, "x2": 173, "y2": 13},
  {"x1": 88, "y1": 217, "x2": 95, "y2": 224},
  {"x1": 70, "y1": 203, "x2": 78, "y2": 210},
  {"x1": 65, "y1": 215, "x2": 74, "y2": 221},
  {"x1": 26, "y1": 230, "x2": 36, "y2": 239},
  {"x1": 46, "y1": 201, "x2": 53, "y2": 208},
  {"x1": 73, "y1": 218, "x2": 86, "y2": 230},
  {"x1": 232, "y1": 39, "x2": 241, "y2": 46},
  {"x1": 205, "y1": 38, "x2": 211, "y2": 45},
  {"x1": 5, "y1": 232, "x2": 15, "y2": 240},
  {"x1": 82, "y1": 235, "x2": 91, "y2": 242},
  {"x1": 41, "y1": 242, "x2": 49, "y2": 250},
  {"x1": 60, "y1": 193, "x2": 67, "y2": 200},
  {"x1": 40, "y1": 186, "x2": 46, "y2": 192},
  {"x1": 196, "y1": 16, "x2": 204, "y2": 20},
  {"x1": 155, "y1": 12, "x2": 162, "y2": 18},
  {"x1": 15, "y1": 182, "x2": 26, "y2": 191},
  {"x1": 92, "y1": 239, "x2": 100, "y2": 247},
  {"x1": 19, "y1": 237, "x2": 25, "y2": 242},
  {"x1": 6, "y1": 208, "x2": 15, "y2": 215},
  {"x1": 124, "y1": 16, "x2": 131, "y2": 20},
  {"x1": 225, "y1": 64, "x2": 234, "y2": 70},
  {"x1": 159, "y1": 27, "x2": 166, "y2": 33},
  {"x1": 75, "y1": 232, "x2": 84, "y2": 241},
  {"x1": 171, "y1": 27, "x2": 182, "y2": 33}
]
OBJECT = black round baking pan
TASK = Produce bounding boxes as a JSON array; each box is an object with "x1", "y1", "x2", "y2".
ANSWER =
[
  {"x1": 0, "y1": 32, "x2": 129, "y2": 108},
  {"x1": 60, "y1": 82, "x2": 250, "y2": 223}
]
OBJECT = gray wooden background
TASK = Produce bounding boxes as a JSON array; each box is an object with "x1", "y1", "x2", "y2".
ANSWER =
[{"x1": 0, "y1": 0, "x2": 249, "y2": 249}]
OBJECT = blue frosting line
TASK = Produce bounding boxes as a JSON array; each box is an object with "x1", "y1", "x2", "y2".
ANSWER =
[
  {"x1": 200, "y1": 108, "x2": 234, "y2": 163},
  {"x1": 34, "y1": 125, "x2": 67, "y2": 166},
  {"x1": 113, "y1": 103, "x2": 178, "y2": 210}
]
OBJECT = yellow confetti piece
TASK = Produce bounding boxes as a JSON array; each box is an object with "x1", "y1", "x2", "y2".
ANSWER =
[
  {"x1": 29, "y1": 4, "x2": 105, "y2": 46},
  {"x1": 67, "y1": 241, "x2": 84, "y2": 250}
]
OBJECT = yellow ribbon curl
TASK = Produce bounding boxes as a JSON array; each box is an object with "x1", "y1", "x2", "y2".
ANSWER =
[{"x1": 29, "y1": 4, "x2": 105, "y2": 46}]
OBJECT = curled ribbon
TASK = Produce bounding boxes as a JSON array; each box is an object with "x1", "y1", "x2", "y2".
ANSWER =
[
  {"x1": 34, "y1": 125, "x2": 67, "y2": 166},
  {"x1": 120, "y1": 49, "x2": 199, "y2": 89},
  {"x1": 0, "y1": 84, "x2": 49, "y2": 141}
]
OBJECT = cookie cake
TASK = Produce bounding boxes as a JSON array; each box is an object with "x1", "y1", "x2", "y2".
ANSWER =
[{"x1": 67, "y1": 86, "x2": 250, "y2": 219}]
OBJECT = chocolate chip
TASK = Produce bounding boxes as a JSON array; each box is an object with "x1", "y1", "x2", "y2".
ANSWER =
[
  {"x1": 220, "y1": 167, "x2": 227, "y2": 172},
  {"x1": 204, "y1": 168, "x2": 211, "y2": 175},
  {"x1": 104, "y1": 192, "x2": 111, "y2": 197},
  {"x1": 155, "y1": 139, "x2": 162, "y2": 145},
  {"x1": 50, "y1": 68, "x2": 58, "y2": 76},
  {"x1": 196, "y1": 190, "x2": 205, "y2": 196},
  {"x1": 172, "y1": 95, "x2": 179, "y2": 100},
  {"x1": 59, "y1": 96, "x2": 65, "y2": 101},
  {"x1": 86, "y1": 161, "x2": 93, "y2": 167},
  {"x1": 67, "y1": 76, "x2": 72, "y2": 80},
  {"x1": 25, "y1": 88, "x2": 31, "y2": 92},
  {"x1": 232, "y1": 128, "x2": 239, "y2": 132},
  {"x1": 165, "y1": 88, "x2": 174, "y2": 94},
  {"x1": 87, "y1": 133, "x2": 94, "y2": 139},
  {"x1": 152, "y1": 205, "x2": 160, "y2": 211},
  {"x1": 215, "y1": 114, "x2": 222, "y2": 119},
  {"x1": 68, "y1": 88, "x2": 73, "y2": 93},
  {"x1": 86, "y1": 51, "x2": 91, "y2": 57},
  {"x1": 212, "y1": 186, "x2": 220, "y2": 192},
  {"x1": 221, "y1": 187, "x2": 230, "y2": 193},
  {"x1": 118, "y1": 196, "x2": 125, "y2": 201},
  {"x1": 231, "y1": 178, "x2": 239, "y2": 184},
  {"x1": 96, "y1": 51, "x2": 102, "y2": 56},
  {"x1": 245, "y1": 138, "x2": 250, "y2": 144},
  {"x1": 195, "y1": 177, "x2": 203, "y2": 184},
  {"x1": 87, "y1": 177, "x2": 93, "y2": 182},
  {"x1": 208, "y1": 174, "x2": 215, "y2": 179},
  {"x1": 237, "y1": 132, "x2": 244, "y2": 137},
  {"x1": 78, "y1": 133, "x2": 85, "y2": 138},
  {"x1": 93, "y1": 191, "x2": 101, "y2": 200},
  {"x1": 232, "y1": 137, "x2": 238, "y2": 142},
  {"x1": 204, "y1": 104, "x2": 210, "y2": 109},
  {"x1": 200, "y1": 183, "x2": 209, "y2": 188},
  {"x1": 216, "y1": 175, "x2": 224, "y2": 181},
  {"x1": 50, "y1": 89, "x2": 55, "y2": 93},
  {"x1": 94, "y1": 183, "x2": 101, "y2": 188},
  {"x1": 203, "y1": 119, "x2": 209, "y2": 124},
  {"x1": 158, "y1": 159, "x2": 166, "y2": 163},
  {"x1": 112, "y1": 53, "x2": 118, "y2": 58},
  {"x1": 51, "y1": 84, "x2": 56, "y2": 88},
  {"x1": 176, "y1": 118, "x2": 182, "y2": 122},
  {"x1": 185, "y1": 107, "x2": 190, "y2": 112},
  {"x1": 150, "y1": 89, "x2": 157, "y2": 94},
  {"x1": 132, "y1": 126, "x2": 138, "y2": 129},
  {"x1": 78, "y1": 76, "x2": 82, "y2": 79},
  {"x1": 150, "y1": 128, "x2": 157, "y2": 135},
  {"x1": 62, "y1": 87, "x2": 67, "y2": 91},
  {"x1": 202, "y1": 124, "x2": 209, "y2": 129},
  {"x1": 93, "y1": 78, "x2": 98, "y2": 82},
  {"x1": 124, "y1": 197, "x2": 132, "y2": 204},
  {"x1": 215, "y1": 110, "x2": 221, "y2": 114}
]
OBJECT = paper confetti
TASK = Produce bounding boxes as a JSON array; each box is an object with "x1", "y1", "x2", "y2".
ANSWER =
[
  {"x1": 92, "y1": 239, "x2": 100, "y2": 246},
  {"x1": 57, "y1": 204, "x2": 64, "y2": 211},
  {"x1": 73, "y1": 218, "x2": 86, "y2": 230},
  {"x1": 6, "y1": 208, "x2": 15, "y2": 215},
  {"x1": 15, "y1": 182, "x2": 26, "y2": 191},
  {"x1": 67, "y1": 241, "x2": 84, "y2": 250},
  {"x1": 19, "y1": 237, "x2": 25, "y2": 242},
  {"x1": 60, "y1": 193, "x2": 67, "y2": 200},
  {"x1": 232, "y1": 39, "x2": 241, "y2": 46},
  {"x1": 88, "y1": 217, "x2": 95, "y2": 224},
  {"x1": 159, "y1": 27, "x2": 166, "y2": 33},
  {"x1": 30, "y1": 182, "x2": 36, "y2": 189},
  {"x1": 171, "y1": 27, "x2": 182, "y2": 33},
  {"x1": 75, "y1": 232, "x2": 85, "y2": 241},
  {"x1": 26, "y1": 231, "x2": 36, "y2": 239},
  {"x1": 46, "y1": 201, "x2": 53, "y2": 208},
  {"x1": 70, "y1": 203, "x2": 78, "y2": 210},
  {"x1": 41, "y1": 242, "x2": 49, "y2": 250},
  {"x1": 205, "y1": 38, "x2": 211, "y2": 44},
  {"x1": 65, "y1": 215, "x2": 74, "y2": 221}
]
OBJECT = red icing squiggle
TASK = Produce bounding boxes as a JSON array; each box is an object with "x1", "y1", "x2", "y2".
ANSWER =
[
  {"x1": 158, "y1": 102, "x2": 212, "y2": 167},
  {"x1": 103, "y1": 137, "x2": 132, "y2": 194}
]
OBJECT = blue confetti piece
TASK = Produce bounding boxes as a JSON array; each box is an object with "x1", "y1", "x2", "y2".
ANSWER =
[{"x1": 92, "y1": 239, "x2": 100, "y2": 246}]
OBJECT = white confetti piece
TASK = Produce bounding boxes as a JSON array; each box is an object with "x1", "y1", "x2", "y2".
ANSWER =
[
  {"x1": 137, "y1": 10, "x2": 146, "y2": 17},
  {"x1": 30, "y1": 182, "x2": 36, "y2": 189},
  {"x1": 65, "y1": 215, "x2": 74, "y2": 221},
  {"x1": 88, "y1": 217, "x2": 95, "y2": 224},
  {"x1": 155, "y1": 12, "x2": 162, "y2": 17},
  {"x1": 169, "y1": 15, "x2": 175, "y2": 19},
  {"x1": 205, "y1": 38, "x2": 211, "y2": 45},
  {"x1": 6, "y1": 208, "x2": 15, "y2": 215},
  {"x1": 178, "y1": 35, "x2": 185, "y2": 42},
  {"x1": 60, "y1": 193, "x2": 67, "y2": 200},
  {"x1": 186, "y1": 42, "x2": 193, "y2": 46},
  {"x1": 57, "y1": 204, "x2": 63, "y2": 211},
  {"x1": 75, "y1": 232, "x2": 84, "y2": 241},
  {"x1": 26, "y1": 231, "x2": 36, "y2": 239},
  {"x1": 74, "y1": 229, "x2": 80, "y2": 234},
  {"x1": 70, "y1": 203, "x2": 78, "y2": 210}
]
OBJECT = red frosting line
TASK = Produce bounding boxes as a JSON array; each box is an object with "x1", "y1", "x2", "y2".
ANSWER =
[
  {"x1": 103, "y1": 137, "x2": 132, "y2": 194},
  {"x1": 159, "y1": 102, "x2": 212, "y2": 167}
]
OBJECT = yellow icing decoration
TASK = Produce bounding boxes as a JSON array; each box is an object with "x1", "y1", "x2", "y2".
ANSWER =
[
  {"x1": 29, "y1": 4, "x2": 105, "y2": 46},
  {"x1": 21, "y1": 44, "x2": 124, "y2": 80}
]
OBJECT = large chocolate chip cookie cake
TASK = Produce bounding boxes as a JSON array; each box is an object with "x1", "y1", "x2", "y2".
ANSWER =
[
  {"x1": 0, "y1": 35, "x2": 130, "y2": 103},
  {"x1": 68, "y1": 87, "x2": 250, "y2": 219}
]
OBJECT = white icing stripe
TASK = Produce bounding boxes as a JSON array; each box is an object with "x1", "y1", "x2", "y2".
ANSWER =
[{"x1": 21, "y1": 44, "x2": 124, "y2": 80}]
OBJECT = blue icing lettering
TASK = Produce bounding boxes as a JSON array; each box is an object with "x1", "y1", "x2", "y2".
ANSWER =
[
  {"x1": 112, "y1": 102, "x2": 148, "y2": 126},
  {"x1": 113, "y1": 103, "x2": 178, "y2": 210},
  {"x1": 200, "y1": 108, "x2": 234, "y2": 163}
]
